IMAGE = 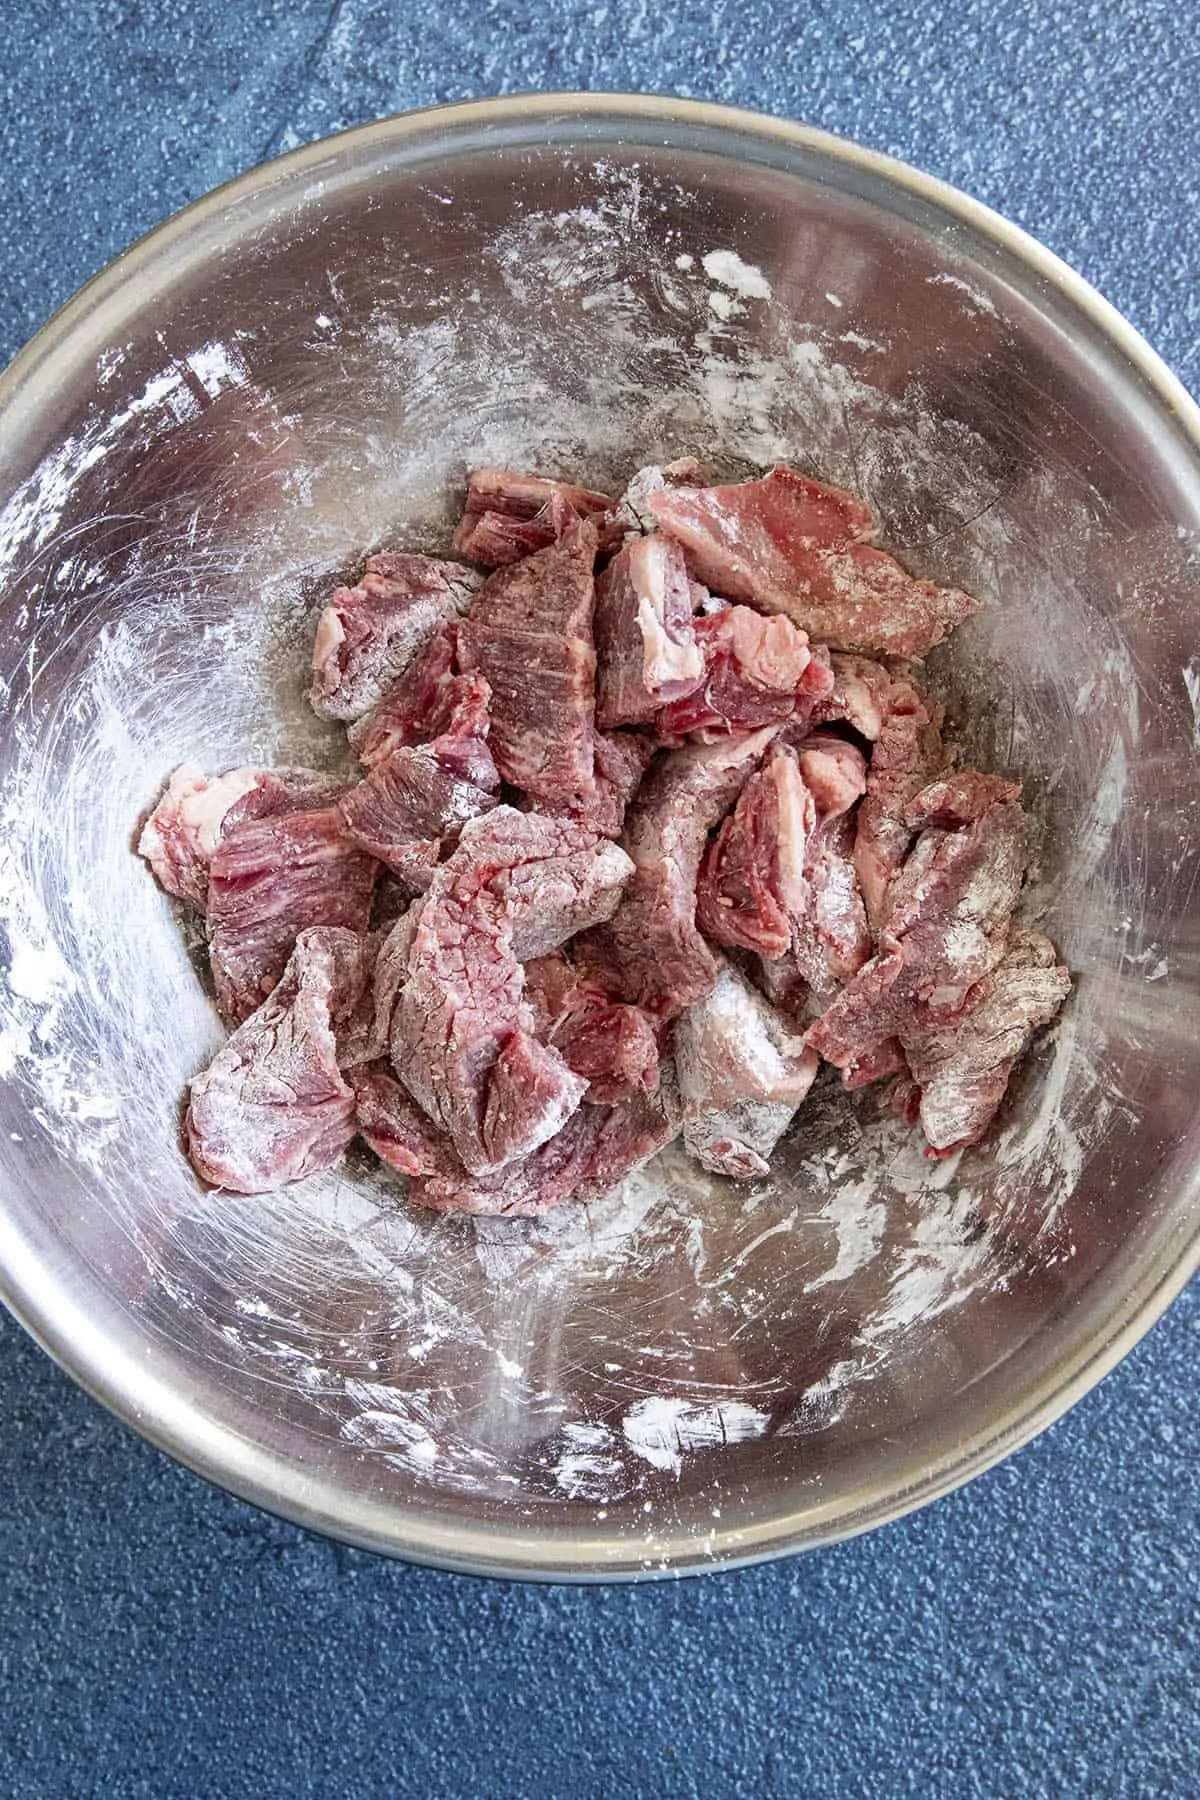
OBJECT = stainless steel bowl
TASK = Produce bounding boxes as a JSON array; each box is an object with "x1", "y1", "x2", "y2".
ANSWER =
[{"x1": 0, "y1": 95, "x2": 1197, "y2": 1580}]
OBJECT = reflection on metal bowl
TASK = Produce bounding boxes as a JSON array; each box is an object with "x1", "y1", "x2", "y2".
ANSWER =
[{"x1": 0, "y1": 95, "x2": 1197, "y2": 1579}]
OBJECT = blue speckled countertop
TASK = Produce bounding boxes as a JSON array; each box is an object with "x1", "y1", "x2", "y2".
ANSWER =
[{"x1": 1, "y1": 5, "x2": 1197, "y2": 1796}]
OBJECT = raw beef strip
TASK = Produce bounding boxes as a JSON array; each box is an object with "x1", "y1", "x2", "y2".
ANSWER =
[
  {"x1": 810, "y1": 653, "x2": 895, "y2": 741},
  {"x1": 350, "y1": 1061, "x2": 461, "y2": 1179},
  {"x1": 490, "y1": 825, "x2": 635, "y2": 960},
  {"x1": 452, "y1": 467, "x2": 618, "y2": 565},
  {"x1": 139, "y1": 764, "x2": 341, "y2": 909},
  {"x1": 807, "y1": 783, "x2": 1028, "y2": 1073},
  {"x1": 457, "y1": 518, "x2": 598, "y2": 801},
  {"x1": 841, "y1": 1036, "x2": 909, "y2": 1092},
  {"x1": 409, "y1": 1081, "x2": 677, "y2": 1216},
  {"x1": 524, "y1": 954, "x2": 662, "y2": 1104},
  {"x1": 348, "y1": 624, "x2": 461, "y2": 768},
  {"x1": 775, "y1": 734, "x2": 871, "y2": 998},
  {"x1": 656, "y1": 604, "x2": 833, "y2": 741},
  {"x1": 355, "y1": 907, "x2": 421, "y2": 1065},
  {"x1": 390, "y1": 809, "x2": 631, "y2": 1174},
  {"x1": 648, "y1": 465, "x2": 977, "y2": 657},
  {"x1": 695, "y1": 741, "x2": 812, "y2": 958},
  {"x1": 901, "y1": 928, "x2": 1071, "y2": 1154},
  {"x1": 787, "y1": 810, "x2": 873, "y2": 998},
  {"x1": 207, "y1": 807, "x2": 379, "y2": 1026},
  {"x1": 310, "y1": 552, "x2": 480, "y2": 722},
  {"x1": 614, "y1": 459, "x2": 705, "y2": 537},
  {"x1": 595, "y1": 725, "x2": 780, "y2": 1012},
  {"x1": 676, "y1": 959, "x2": 820, "y2": 1179},
  {"x1": 339, "y1": 677, "x2": 500, "y2": 885},
  {"x1": 594, "y1": 533, "x2": 704, "y2": 726},
  {"x1": 853, "y1": 671, "x2": 945, "y2": 929},
  {"x1": 536, "y1": 730, "x2": 655, "y2": 839},
  {"x1": 186, "y1": 927, "x2": 371, "y2": 1192},
  {"x1": 884, "y1": 782, "x2": 1027, "y2": 1008}
]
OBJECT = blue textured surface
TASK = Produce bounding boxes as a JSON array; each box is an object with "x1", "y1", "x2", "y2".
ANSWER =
[{"x1": 1, "y1": 5, "x2": 1197, "y2": 1797}]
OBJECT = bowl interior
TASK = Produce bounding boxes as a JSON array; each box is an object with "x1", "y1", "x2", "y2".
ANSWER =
[{"x1": 0, "y1": 101, "x2": 1197, "y2": 1576}]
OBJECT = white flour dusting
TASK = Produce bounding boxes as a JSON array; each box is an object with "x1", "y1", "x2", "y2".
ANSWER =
[
  {"x1": 622, "y1": 1397, "x2": 771, "y2": 1474},
  {"x1": 0, "y1": 154, "x2": 1187, "y2": 1526},
  {"x1": 702, "y1": 249, "x2": 772, "y2": 301}
]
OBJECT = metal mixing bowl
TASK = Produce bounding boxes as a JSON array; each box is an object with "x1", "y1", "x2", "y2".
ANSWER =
[{"x1": 0, "y1": 95, "x2": 1197, "y2": 1580}]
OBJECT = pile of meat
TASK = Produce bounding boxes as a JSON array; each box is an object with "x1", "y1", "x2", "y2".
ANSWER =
[{"x1": 140, "y1": 460, "x2": 1070, "y2": 1216}]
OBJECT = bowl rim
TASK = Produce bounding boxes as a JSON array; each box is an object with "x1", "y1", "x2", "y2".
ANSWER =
[{"x1": 1, "y1": 90, "x2": 1198, "y2": 1582}]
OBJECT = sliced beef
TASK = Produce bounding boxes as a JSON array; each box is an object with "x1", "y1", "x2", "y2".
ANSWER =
[
  {"x1": 310, "y1": 553, "x2": 480, "y2": 722},
  {"x1": 524, "y1": 953, "x2": 662, "y2": 1104},
  {"x1": 338, "y1": 677, "x2": 500, "y2": 885},
  {"x1": 900, "y1": 927, "x2": 1071, "y2": 1154},
  {"x1": 139, "y1": 764, "x2": 341, "y2": 909},
  {"x1": 409, "y1": 1082, "x2": 678, "y2": 1216},
  {"x1": 648, "y1": 465, "x2": 977, "y2": 657},
  {"x1": 355, "y1": 907, "x2": 420, "y2": 1066},
  {"x1": 207, "y1": 807, "x2": 379, "y2": 1026},
  {"x1": 676, "y1": 959, "x2": 820, "y2": 1179},
  {"x1": 594, "y1": 533, "x2": 704, "y2": 726},
  {"x1": 390, "y1": 808, "x2": 632, "y2": 1174},
  {"x1": 695, "y1": 741, "x2": 811, "y2": 958},
  {"x1": 536, "y1": 729, "x2": 655, "y2": 839},
  {"x1": 777, "y1": 735, "x2": 872, "y2": 998},
  {"x1": 656, "y1": 604, "x2": 833, "y2": 741},
  {"x1": 452, "y1": 467, "x2": 618, "y2": 565},
  {"x1": 186, "y1": 927, "x2": 371, "y2": 1192},
  {"x1": 457, "y1": 518, "x2": 598, "y2": 801},
  {"x1": 852, "y1": 671, "x2": 946, "y2": 930},
  {"x1": 807, "y1": 782, "x2": 1029, "y2": 1073},
  {"x1": 594, "y1": 725, "x2": 781, "y2": 1013},
  {"x1": 786, "y1": 810, "x2": 873, "y2": 998},
  {"x1": 347, "y1": 624, "x2": 465, "y2": 768},
  {"x1": 350, "y1": 1061, "x2": 460, "y2": 1179},
  {"x1": 496, "y1": 831, "x2": 635, "y2": 960}
]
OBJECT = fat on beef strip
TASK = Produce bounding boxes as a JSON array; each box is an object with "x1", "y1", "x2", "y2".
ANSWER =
[
  {"x1": 186, "y1": 927, "x2": 373, "y2": 1192},
  {"x1": 452, "y1": 467, "x2": 620, "y2": 565},
  {"x1": 806, "y1": 777, "x2": 1028, "y2": 1075},
  {"x1": 648, "y1": 465, "x2": 977, "y2": 657},
  {"x1": 852, "y1": 669, "x2": 946, "y2": 929},
  {"x1": 675, "y1": 958, "x2": 819, "y2": 1179},
  {"x1": 695, "y1": 741, "x2": 812, "y2": 958},
  {"x1": 310, "y1": 552, "x2": 481, "y2": 723},
  {"x1": 338, "y1": 677, "x2": 500, "y2": 886},
  {"x1": 390, "y1": 807, "x2": 632, "y2": 1174},
  {"x1": 457, "y1": 517, "x2": 599, "y2": 802},
  {"x1": 796, "y1": 733, "x2": 870, "y2": 818},
  {"x1": 594, "y1": 533, "x2": 704, "y2": 726},
  {"x1": 534, "y1": 729, "x2": 656, "y2": 840},
  {"x1": 524, "y1": 953, "x2": 662, "y2": 1104},
  {"x1": 207, "y1": 807, "x2": 379, "y2": 1026},
  {"x1": 656, "y1": 604, "x2": 832, "y2": 742},
  {"x1": 139, "y1": 764, "x2": 343, "y2": 910},
  {"x1": 591, "y1": 724, "x2": 781, "y2": 1013},
  {"x1": 614, "y1": 459, "x2": 705, "y2": 537},
  {"x1": 899, "y1": 926, "x2": 1071, "y2": 1155},
  {"x1": 809, "y1": 652, "x2": 896, "y2": 741},
  {"x1": 409, "y1": 1080, "x2": 678, "y2": 1216}
]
